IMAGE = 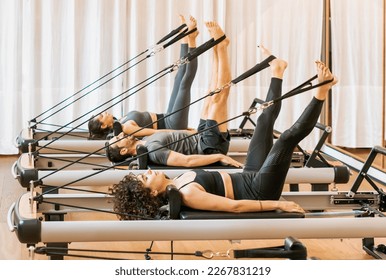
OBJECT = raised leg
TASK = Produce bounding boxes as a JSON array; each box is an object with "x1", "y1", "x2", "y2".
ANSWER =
[
  {"x1": 202, "y1": 21, "x2": 231, "y2": 133},
  {"x1": 165, "y1": 16, "x2": 198, "y2": 129},
  {"x1": 249, "y1": 61, "x2": 338, "y2": 200},
  {"x1": 243, "y1": 47, "x2": 287, "y2": 172}
]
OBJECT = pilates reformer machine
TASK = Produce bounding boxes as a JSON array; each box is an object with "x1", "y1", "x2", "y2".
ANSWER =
[
  {"x1": 7, "y1": 146, "x2": 386, "y2": 260},
  {"x1": 10, "y1": 24, "x2": 386, "y2": 260}
]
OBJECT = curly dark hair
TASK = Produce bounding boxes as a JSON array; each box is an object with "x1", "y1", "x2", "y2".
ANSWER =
[
  {"x1": 110, "y1": 173, "x2": 167, "y2": 220},
  {"x1": 88, "y1": 116, "x2": 112, "y2": 140}
]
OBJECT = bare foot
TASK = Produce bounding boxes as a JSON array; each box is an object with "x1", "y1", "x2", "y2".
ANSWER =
[
  {"x1": 258, "y1": 44, "x2": 272, "y2": 58},
  {"x1": 316, "y1": 60, "x2": 338, "y2": 90},
  {"x1": 179, "y1": 15, "x2": 188, "y2": 44},
  {"x1": 259, "y1": 44, "x2": 287, "y2": 78},
  {"x1": 315, "y1": 61, "x2": 338, "y2": 100},
  {"x1": 187, "y1": 16, "x2": 199, "y2": 47},
  {"x1": 205, "y1": 21, "x2": 229, "y2": 48}
]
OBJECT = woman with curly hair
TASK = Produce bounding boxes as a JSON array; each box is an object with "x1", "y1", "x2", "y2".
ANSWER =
[
  {"x1": 88, "y1": 15, "x2": 199, "y2": 140},
  {"x1": 110, "y1": 173, "x2": 167, "y2": 220},
  {"x1": 111, "y1": 56, "x2": 338, "y2": 220}
]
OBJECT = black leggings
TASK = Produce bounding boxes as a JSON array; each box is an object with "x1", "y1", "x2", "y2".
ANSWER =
[
  {"x1": 235, "y1": 78, "x2": 324, "y2": 200},
  {"x1": 161, "y1": 44, "x2": 198, "y2": 129}
]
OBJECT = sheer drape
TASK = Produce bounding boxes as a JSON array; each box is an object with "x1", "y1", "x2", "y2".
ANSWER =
[
  {"x1": 1, "y1": 0, "x2": 323, "y2": 154},
  {"x1": 1, "y1": 0, "x2": 23, "y2": 154},
  {"x1": 330, "y1": 0, "x2": 384, "y2": 148}
]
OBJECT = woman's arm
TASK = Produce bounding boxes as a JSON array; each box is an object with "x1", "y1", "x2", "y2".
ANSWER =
[
  {"x1": 166, "y1": 151, "x2": 243, "y2": 167},
  {"x1": 180, "y1": 184, "x2": 304, "y2": 213},
  {"x1": 121, "y1": 121, "x2": 157, "y2": 137},
  {"x1": 122, "y1": 121, "x2": 194, "y2": 137}
]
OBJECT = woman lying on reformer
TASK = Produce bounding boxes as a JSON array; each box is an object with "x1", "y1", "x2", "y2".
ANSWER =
[
  {"x1": 88, "y1": 15, "x2": 199, "y2": 140},
  {"x1": 110, "y1": 34, "x2": 338, "y2": 220}
]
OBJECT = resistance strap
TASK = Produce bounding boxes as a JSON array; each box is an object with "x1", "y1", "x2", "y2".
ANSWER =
[{"x1": 256, "y1": 75, "x2": 334, "y2": 111}]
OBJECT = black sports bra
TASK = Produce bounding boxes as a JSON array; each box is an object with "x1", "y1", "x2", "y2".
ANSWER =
[
  {"x1": 120, "y1": 111, "x2": 153, "y2": 127},
  {"x1": 120, "y1": 111, "x2": 166, "y2": 129},
  {"x1": 178, "y1": 169, "x2": 225, "y2": 197}
]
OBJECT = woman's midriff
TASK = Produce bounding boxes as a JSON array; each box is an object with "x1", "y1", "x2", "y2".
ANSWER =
[
  {"x1": 219, "y1": 171, "x2": 234, "y2": 199},
  {"x1": 149, "y1": 112, "x2": 158, "y2": 129}
]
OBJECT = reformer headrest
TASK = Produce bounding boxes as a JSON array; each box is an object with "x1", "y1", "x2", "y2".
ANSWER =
[
  {"x1": 136, "y1": 144, "x2": 149, "y2": 169},
  {"x1": 106, "y1": 121, "x2": 123, "y2": 140},
  {"x1": 165, "y1": 185, "x2": 182, "y2": 220},
  {"x1": 113, "y1": 121, "x2": 123, "y2": 136}
]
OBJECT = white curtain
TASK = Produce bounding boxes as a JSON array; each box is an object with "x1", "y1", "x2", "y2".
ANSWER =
[
  {"x1": 330, "y1": 0, "x2": 384, "y2": 148},
  {"x1": 1, "y1": 0, "x2": 324, "y2": 154}
]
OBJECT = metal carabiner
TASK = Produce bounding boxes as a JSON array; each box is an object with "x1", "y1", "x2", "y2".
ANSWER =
[
  {"x1": 200, "y1": 249, "x2": 232, "y2": 259},
  {"x1": 210, "y1": 81, "x2": 233, "y2": 95},
  {"x1": 259, "y1": 100, "x2": 274, "y2": 110},
  {"x1": 171, "y1": 57, "x2": 189, "y2": 72},
  {"x1": 248, "y1": 107, "x2": 258, "y2": 115},
  {"x1": 148, "y1": 44, "x2": 164, "y2": 57}
]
